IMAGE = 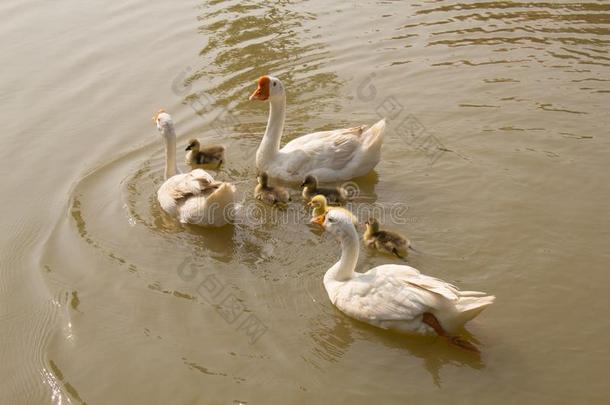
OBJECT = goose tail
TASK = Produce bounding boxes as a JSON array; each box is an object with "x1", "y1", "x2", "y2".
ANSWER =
[
  {"x1": 204, "y1": 182, "x2": 237, "y2": 226},
  {"x1": 453, "y1": 295, "x2": 496, "y2": 327},
  {"x1": 362, "y1": 118, "x2": 386, "y2": 150}
]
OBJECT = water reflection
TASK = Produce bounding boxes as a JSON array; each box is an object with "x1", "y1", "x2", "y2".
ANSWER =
[
  {"x1": 188, "y1": 0, "x2": 344, "y2": 135},
  {"x1": 353, "y1": 321, "x2": 485, "y2": 387},
  {"x1": 305, "y1": 303, "x2": 484, "y2": 386},
  {"x1": 307, "y1": 311, "x2": 354, "y2": 367},
  {"x1": 401, "y1": 1, "x2": 610, "y2": 68}
]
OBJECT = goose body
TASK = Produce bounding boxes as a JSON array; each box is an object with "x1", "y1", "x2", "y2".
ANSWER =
[
  {"x1": 249, "y1": 76, "x2": 385, "y2": 182},
  {"x1": 313, "y1": 211, "x2": 494, "y2": 350},
  {"x1": 154, "y1": 110, "x2": 236, "y2": 226}
]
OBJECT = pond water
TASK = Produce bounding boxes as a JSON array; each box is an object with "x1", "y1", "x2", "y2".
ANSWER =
[{"x1": 1, "y1": 1, "x2": 609, "y2": 403}]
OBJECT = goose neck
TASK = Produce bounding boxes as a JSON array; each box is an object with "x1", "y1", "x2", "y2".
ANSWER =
[{"x1": 257, "y1": 96, "x2": 286, "y2": 165}]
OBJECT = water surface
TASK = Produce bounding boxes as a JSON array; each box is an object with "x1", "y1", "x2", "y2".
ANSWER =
[{"x1": 1, "y1": 0, "x2": 609, "y2": 403}]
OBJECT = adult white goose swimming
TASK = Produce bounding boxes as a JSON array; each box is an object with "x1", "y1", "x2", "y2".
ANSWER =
[
  {"x1": 249, "y1": 75, "x2": 386, "y2": 182},
  {"x1": 312, "y1": 210, "x2": 495, "y2": 352},
  {"x1": 153, "y1": 110, "x2": 236, "y2": 226}
]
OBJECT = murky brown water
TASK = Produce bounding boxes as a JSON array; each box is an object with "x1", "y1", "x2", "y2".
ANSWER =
[{"x1": 1, "y1": 0, "x2": 609, "y2": 403}]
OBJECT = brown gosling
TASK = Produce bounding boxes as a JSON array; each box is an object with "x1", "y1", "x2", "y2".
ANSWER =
[
  {"x1": 185, "y1": 138, "x2": 225, "y2": 168},
  {"x1": 301, "y1": 175, "x2": 348, "y2": 204},
  {"x1": 363, "y1": 217, "x2": 411, "y2": 259},
  {"x1": 255, "y1": 172, "x2": 291, "y2": 207},
  {"x1": 308, "y1": 195, "x2": 358, "y2": 225}
]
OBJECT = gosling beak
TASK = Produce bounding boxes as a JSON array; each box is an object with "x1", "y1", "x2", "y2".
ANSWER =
[
  {"x1": 300, "y1": 182, "x2": 306, "y2": 188},
  {"x1": 311, "y1": 215, "x2": 326, "y2": 227},
  {"x1": 307, "y1": 201, "x2": 313, "y2": 207},
  {"x1": 249, "y1": 76, "x2": 270, "y2": 101},
  {"x1": 185, "y1": 145, "x2": 192, "y2": 151}
]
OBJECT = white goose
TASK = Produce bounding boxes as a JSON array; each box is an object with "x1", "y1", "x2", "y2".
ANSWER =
[
  {"x1": 153, "y1": 110, "x2": 236, "y2": 226},
  {"x1": 312, "y1": 210, "x2": 495, "y2": 352},
  {"x1": 249, "y1": 76, "x2": 386, "y2": 182}
]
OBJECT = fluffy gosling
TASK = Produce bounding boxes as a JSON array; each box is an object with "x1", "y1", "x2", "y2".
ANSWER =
[
  {"x1": 185, "y1": 138, "x2": 225, "y2": 168},
  {"x1": 308, "y1": 195, "x2": 358, "y2": 225},
  {"x1": 364, "y1": 217, "x2": 411, "y2": 259},
  {"x1": 301, "y1": 175, "x2": 348, "y2": 204},
  {"x1": 255, "y1": 172, "x2": 291, "y2": 207}
]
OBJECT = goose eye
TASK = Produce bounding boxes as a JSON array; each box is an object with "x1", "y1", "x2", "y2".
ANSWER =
[{"x1": 273, "y1": 82, "x2": 277, "y2": 87}]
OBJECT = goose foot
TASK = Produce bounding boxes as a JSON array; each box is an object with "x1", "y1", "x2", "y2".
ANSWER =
[{"x1": 422, "y1": 312, "x2": 480, "y2": 354}]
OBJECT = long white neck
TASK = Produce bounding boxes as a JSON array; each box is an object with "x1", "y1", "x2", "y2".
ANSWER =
[
  {"x1": 256, "y1": 95, "x2": 286, "y2": 166},
  {"x1": 326, "y1": 226, "x2": 360, "y2": 282},
  {"x1": 162, "y1": 125, "x2": 180, "y2": 179}
]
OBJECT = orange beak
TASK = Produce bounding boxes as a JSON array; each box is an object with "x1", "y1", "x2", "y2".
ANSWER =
[
  {"x1": 249, "y1": 76, "x2": 270, "y2": 101},
  {"x1": 311, "y1": 214, "x2": 326, "y2": 227},
  {"x1": 152, "y1": 108, "x2": 166, "y2": 123}
]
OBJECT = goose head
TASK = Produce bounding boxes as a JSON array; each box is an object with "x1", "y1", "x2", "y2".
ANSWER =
[
  {"x1": 153, "y1": 109, "x2": 174, "y2": 135},
  {"x1": 185, "y1": 138, "x2": 200, "y2": 151},
  {"x1": 249, "y1": 75, "x2": 284, "y2": 102},
  {"x1": 312, "y1": 210, "x2": 354, "y2": 238}
]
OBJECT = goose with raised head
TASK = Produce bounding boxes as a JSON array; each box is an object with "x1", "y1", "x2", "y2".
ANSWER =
[
  {"x1": 153, "y1": 110, "x2": 236, "y2": 226},
  {"x1": 249, "y1": 75, "x2": 386, "y2": 182},
  {"x1": 312, "y1": 210, "x2": 495, "y2": 353}
]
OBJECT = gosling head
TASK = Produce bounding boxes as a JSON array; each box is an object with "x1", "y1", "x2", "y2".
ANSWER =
[
  {"x1": 301, "y1": 175, "x2": 317, "y2": 189},
  {"x1": 364, "y1": 217, "x2": 380, "y2": 233},
  {"x1": 185, "y1": 139, "x2": 200, "y2": 152},
  {"x1": 257, "y1": 172, "x2": 269, "y2": 187},
  {"x1": 153, "y1": 109, "x2": 174, "y2": 134},
  {"x1": 249, "y1": 75, "x2": 284, "y2": 102},
  {"x1": 308, "y1": 194, "x2": 328, "y2": 209}
]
